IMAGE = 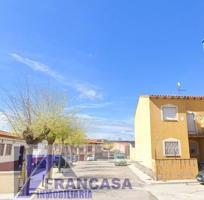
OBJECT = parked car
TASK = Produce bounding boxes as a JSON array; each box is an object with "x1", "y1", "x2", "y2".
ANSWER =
[
  {"x1": 87, "y1": 155, "x2": 95, "y2": 161},
  {"x1": 53, "y1": 155, "x2": 71, "y2": 168},
  {"x1": 114, "y1": 153, "x2": 127, "y2": 166},
  {"x1": 196, "y1": 170, "x2": 204, "y2": 183}
]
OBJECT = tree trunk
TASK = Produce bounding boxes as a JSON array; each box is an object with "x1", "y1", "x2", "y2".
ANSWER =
[
  {"x1": 22, "y1": 145, "x2": 33, "y2": 196},
  {"x1": 58, "y1": 152, "x2": 62, "y2": 172},
  {"x1": 58, "y1": 140, "x2": 64, "y2": 172},
  {"x1": 46, "y1": 144, "x2": 53, "y2": 179},
  {"x1": 67, "y1": 144, "x2": 72, "y2": 168}
]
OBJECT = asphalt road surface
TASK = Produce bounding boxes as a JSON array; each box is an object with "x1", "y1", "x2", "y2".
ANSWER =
[
  {"x1": 70, "y1": 161, "x2": 157, "y2": 200},
  {"x1": 31, "y1": 160, "x2": 157, "y2": 200}
]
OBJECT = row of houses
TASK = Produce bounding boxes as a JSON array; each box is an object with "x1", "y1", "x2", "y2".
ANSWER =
[
  {"x1": 0, "y1": 131, "x2": 133, "y2": 193},
  {"x1": 53, "y1": 139, "x2": 133, "y2": 161},
  {"x1": 0, "y1": 130, "x2": 133, "y2": 169}
]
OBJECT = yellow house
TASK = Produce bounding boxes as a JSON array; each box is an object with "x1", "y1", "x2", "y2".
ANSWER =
[{"x1": 134, "y1": 95, "x2": 204, "y2": 181}]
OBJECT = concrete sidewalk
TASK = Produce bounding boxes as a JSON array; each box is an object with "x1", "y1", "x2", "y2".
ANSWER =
[
  {"x1": 128, "y1": 164, "x2": 154, "y2": 185},
  {"x1": 145, "y1": 182, "x2": 204, "y2": 200},
  {"x1": 128, "y1": 162, "x2": 204, "y2": 200},
  {"x1": 128, "y1": 162, "x2": 197, "y2": 185}
]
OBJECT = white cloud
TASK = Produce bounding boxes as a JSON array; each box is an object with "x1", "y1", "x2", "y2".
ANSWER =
[
  {"x1": 0, "y1": 112, "x2": 10, "y2": 131},
  {"x1": 76, "y1": 113, "x2": 134, "y2": 140},
  {"x1": 10, "y1": 53, "x2": 103, "y2": 100},
  {"x1": 10, "y1": 53, "x2": 133, "y2": 140},
  {"x1": 72, "y1": 102, "x2": 112, "y2": 109},
  {"x1": 76, "y1": 113, "x2": 97, "y2": 120},
  {"x1": 10, "y1": 53, "x2": 63, "y2": 80},
  {"x1": 76, "y1": 83, "x2": 103, "y2": 100}
]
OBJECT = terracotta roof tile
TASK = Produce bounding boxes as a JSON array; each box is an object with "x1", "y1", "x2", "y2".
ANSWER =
[
  {"x1": 148, "y1": 95, "x2": 204, "y2": 100},
  {"x1": 0, "y1": 130, "x2": 23, "y2": 140}
]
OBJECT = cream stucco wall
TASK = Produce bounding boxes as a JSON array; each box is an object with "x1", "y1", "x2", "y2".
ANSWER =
[
  {"x1": 129, "y1": 144, "x2": 137, "y2": 161},
  {"x1": 134, "y1": 96, "x2": 152, "y2": 168},
  {"x1": 0, "y1": 171, "x2": 20, "y2": 194}
]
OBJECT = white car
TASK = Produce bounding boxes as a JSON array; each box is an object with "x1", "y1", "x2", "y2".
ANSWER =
[
  {"x1": 87, "y1": 155, "x2": 95, "y2": 161},
  {"x1": 114, "y1": 154, "x2": 127, "y2": 166}
]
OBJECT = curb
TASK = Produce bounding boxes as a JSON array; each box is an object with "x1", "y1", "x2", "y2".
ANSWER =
[
  {"x1": 154, "y1": 180, "x2": 198, "y2": 185},
  {"x1": 128, "y1": 164, "x2": 154, "y2": 185}
]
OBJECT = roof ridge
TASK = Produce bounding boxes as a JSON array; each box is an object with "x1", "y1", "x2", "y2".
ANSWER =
[{"x1": 148, "y1": 95, "x2": 204, "y2": 99}]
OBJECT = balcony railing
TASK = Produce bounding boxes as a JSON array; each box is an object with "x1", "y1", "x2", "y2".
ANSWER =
[{"x1": 188, "y1": 131, "x2": 204, "y2": 137}]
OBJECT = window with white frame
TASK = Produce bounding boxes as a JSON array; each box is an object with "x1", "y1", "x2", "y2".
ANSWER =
[
  {"x1": 162, "y1": 105, "x2": 177, "y2": 121},
  {"x1": 5, "y1": 144, "x2": 12, "y2": 156},
  {"x1": 163, "y1": 139, "x2": 181, "y2": 156}
]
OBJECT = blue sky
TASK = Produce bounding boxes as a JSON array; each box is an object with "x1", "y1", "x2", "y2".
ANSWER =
[{"x1": 0, "y1": 1, "x2": 204, "y2": 140}]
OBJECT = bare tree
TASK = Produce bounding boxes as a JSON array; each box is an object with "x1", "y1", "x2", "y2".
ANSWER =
[{"x1": 0, "y1": 86, "x2": 68, "y2": 195}]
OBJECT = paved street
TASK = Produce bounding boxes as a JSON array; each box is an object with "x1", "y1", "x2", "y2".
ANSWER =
[
  {"x1": 31, "y1": 160, "x2": 157, "y2": 200},
  {"x1": 30, "y1": 160, "x2": 204, "y2": 200},
  {"x1": 53, "y1": 160, "x2": 157, "y2": 200},
  {"x1": 62, "y1": 161, "x2": 204, "y2": 200},
  {"x1": 16, "y1": 160, "x2": 204, "y2": 200}
]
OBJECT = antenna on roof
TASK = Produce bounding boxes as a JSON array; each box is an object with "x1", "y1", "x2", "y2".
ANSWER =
[
  {"x1": 176, "y1": 82, "x2": 186, "y2": 95},
  {"x1": 202, "y1": 39, "x2": 204, "y2": 51}
]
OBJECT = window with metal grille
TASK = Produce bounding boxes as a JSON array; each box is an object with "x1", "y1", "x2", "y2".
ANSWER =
[{"x1": 164, "y1": 141, "x2": 180, "y2": 156}]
